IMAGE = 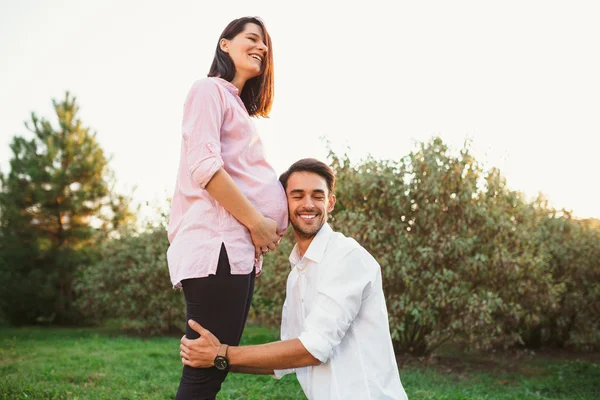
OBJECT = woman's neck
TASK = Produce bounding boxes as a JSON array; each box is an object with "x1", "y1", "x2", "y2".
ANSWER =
[{"x1": 231, "y1": 75, "x2": 246, "y2": 95}]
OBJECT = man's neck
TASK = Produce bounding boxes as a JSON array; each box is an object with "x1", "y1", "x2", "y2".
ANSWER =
[{"x1": 294, "y1": 234, "x2": 315, "y2": 259}]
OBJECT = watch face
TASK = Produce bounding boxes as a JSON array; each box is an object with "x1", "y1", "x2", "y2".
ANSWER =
[{"x1": 214, "y1": 356, "x2": 228, "y2": 370}]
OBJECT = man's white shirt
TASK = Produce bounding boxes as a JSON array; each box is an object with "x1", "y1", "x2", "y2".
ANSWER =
[{"x1": 274, "y1": 223, "x2": 408, "y2": 400}]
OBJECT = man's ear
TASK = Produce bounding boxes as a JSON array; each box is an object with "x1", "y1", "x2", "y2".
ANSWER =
[
  {"x1": 327, "y1": 194, "x2": 336, "y2": 213},
  {"x1": 219, "y1": 38, "x2": 229, "y2": 53}
]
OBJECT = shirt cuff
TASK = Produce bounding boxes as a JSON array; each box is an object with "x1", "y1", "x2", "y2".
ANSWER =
[
  {"x1": 189, "y1": 158, "x2": 224, "y2": 190},
  {"x1": 273, "y1": 368, "x2": 294, "y2": 379},
  {"x1": 298, "y1": 331, "x2": 331, "y2": 363},
  {"x1": 187, "y1": 141, "x2": 224, "y2": 188}
]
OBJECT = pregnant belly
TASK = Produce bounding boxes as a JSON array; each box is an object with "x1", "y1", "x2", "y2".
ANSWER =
[{"x1": 250, "y1": 180, "x2": 289, "y2": 232}]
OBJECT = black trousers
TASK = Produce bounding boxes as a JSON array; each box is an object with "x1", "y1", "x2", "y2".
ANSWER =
[{"x1": 175, "y1": 244, "x2": 255, "y2": 400}]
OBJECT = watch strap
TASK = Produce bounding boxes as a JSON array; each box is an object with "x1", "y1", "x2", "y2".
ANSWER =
[{"x1": 218, "y1": 344, "x2": 229, "y2": 358}]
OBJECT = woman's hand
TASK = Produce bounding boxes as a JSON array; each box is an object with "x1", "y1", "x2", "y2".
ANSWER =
[
  {"x1": 203, "y1": 169, "x2": 284, "y2": 259},
  {"x1": 249, "y1": 216, "x2": 282, "y2": 259}
]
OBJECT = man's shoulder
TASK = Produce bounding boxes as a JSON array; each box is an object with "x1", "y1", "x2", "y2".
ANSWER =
[
  {"x1": 328, "y1": 230, "x2": 360, "y2": 253},
  {"x1": 327, "y1": 230, "x2": 378, "y2": 268}
]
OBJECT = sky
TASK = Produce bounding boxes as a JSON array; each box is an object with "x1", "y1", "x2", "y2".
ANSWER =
[{"x1": 1, "y1": 0, "x2": 599, "y2": 220}]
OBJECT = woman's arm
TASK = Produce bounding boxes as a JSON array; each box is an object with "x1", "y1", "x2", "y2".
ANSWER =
[{"x1": 198, "y1": 168, "x2": 281, "y2": 258}]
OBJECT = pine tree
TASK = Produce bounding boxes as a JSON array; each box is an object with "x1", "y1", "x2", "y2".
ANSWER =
[{"x1": 0, "y1": 92, "x2": 134, "y2": 324}]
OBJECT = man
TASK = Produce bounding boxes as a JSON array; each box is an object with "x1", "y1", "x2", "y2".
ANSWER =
[{"x1": 180, "y1": 159, "x2": 408, "y2": 399}]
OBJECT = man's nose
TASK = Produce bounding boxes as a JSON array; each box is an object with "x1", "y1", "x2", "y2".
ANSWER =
[{"x1": 301, "y1": 197, "x2": 315, "y2": 208}]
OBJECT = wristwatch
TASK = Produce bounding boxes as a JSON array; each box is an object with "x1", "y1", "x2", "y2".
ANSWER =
[{"x1": 214, "y1": 344, "x2": 229, "y2": 370}]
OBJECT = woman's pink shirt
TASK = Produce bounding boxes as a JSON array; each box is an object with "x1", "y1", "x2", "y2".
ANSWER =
[{"x1": 167, "y1": 77, "x2": 288, "y2": 288}]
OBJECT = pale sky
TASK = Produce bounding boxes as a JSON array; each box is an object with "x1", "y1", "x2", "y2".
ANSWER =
[{"x1": 1, "y1": 0, "x2": 599, "y2": 219}]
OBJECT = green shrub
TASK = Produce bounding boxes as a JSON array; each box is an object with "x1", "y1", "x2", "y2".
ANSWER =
[
  {"x1": 328, "y1": 138, "x2": 576, "y2": 354},
  {"x1": 524, "y1": 210, "x2": 600, "y2": 349},
  {"x1": 74, "y1": 223, "x2": 184, "y2": 334},
  {"x1": 252, "y1": 228, "x2": 296, "y2": 327},
  {"x1": 0, "y1": 230, "x2": 55, "y2": 325}
]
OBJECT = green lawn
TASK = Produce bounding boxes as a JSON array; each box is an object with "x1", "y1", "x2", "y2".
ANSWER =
[{"x1": 0, "y1": 326, "x2": 598, "y2": 399}]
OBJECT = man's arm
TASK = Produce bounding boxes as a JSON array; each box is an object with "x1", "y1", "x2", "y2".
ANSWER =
[
  {"x1": 180, "y1": 250, "x2": 374, "y2": 372},
  {"x1": 228, "y1": 337, "x2": 321, "y2": 370},
  {"x1": 180, "y1": 320, "x2": 321, "y2": 373},
  {"x1": 230, "y1": 366, "x2": 274, "y2": 375}
]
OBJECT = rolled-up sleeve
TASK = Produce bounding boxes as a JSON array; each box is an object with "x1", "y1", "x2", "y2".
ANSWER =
[
  {"x1": 298, "y1": 249, "x2": 374, "y2": 363},
  {"x1": 182, "y1": 79, "x2": 225, "y2": 189}
]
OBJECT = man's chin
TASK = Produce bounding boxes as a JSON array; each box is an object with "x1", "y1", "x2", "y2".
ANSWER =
[
  {"x1": 291, "y1": 222, "x2": 320, "y2": 239},
  {"x1": 296, "y1": 230, "x2": 317, "y2": 239}
]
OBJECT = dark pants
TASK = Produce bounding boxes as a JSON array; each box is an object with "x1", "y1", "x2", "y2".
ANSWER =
[{"x1": 175, "y1": 244, "x2": 255, "y2": 400}]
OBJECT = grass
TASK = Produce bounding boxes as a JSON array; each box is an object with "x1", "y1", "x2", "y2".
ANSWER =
[{"x1": 0, "y1": 326, "x2": 598, "y2": 399}]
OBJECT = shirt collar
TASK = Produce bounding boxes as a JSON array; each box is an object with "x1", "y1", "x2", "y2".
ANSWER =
[
  {"x1": 289, "y1": 223, "x2": 333, "y2": 268},
  {"x1": 213, "y1": 77, "x2": 239, "y2": 96}
]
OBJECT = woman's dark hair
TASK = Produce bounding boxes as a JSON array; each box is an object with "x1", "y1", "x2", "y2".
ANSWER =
[
  {"x1": 279, "y1": 159, "x2": 336, "y2": 194},
  {"x1": 208, "y1": 17, "x2": 274, "y2": 117}
]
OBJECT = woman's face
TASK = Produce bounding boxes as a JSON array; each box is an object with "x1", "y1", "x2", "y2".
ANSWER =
[{"x1": 220, "y1": 23, "x2": 268, "y2": 81}]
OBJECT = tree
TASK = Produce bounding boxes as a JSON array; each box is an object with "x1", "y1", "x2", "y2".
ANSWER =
[{"x1": 0, "y1": 92, "x2": 134, "y2": 324}]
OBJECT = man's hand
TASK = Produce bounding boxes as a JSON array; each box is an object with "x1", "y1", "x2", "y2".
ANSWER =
[{"x1": 180, "y1": 320, "x2": 221, "y2": 368}]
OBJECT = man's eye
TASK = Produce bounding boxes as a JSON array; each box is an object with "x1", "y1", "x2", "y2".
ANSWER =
[{"x1": 314, "y1": 197, "x2": 325, "y2": 201}]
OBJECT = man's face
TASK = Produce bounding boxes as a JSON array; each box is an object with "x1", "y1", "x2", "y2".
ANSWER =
[{"x1": 285, "y1": 171, "x2": 336, "y2": 239}]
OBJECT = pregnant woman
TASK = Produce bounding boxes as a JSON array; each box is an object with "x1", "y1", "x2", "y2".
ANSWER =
[{"x1": 167, "y1": 17, "x2": 288, "y2": 399}]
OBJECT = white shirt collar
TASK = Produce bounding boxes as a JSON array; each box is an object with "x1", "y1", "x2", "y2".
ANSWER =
[{"x1": 289, "y1": 223, "x2": 333, "y2": 268}]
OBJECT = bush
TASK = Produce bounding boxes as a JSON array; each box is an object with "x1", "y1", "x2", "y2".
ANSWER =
[
  {"x1": 252, "y1": 228, "x2": 296, "y2": 327},
  {"x1": 524, "y1": 210, "x2": 600, "y2": 349},
  {"x1": 75, "y1": 223, "x2": 184, "y2": 335},
  {"x1": 0, "y1": 230, "x2": 56, "y2": 325},
  {"x1": 326, "y1": 138, "x2": 596, "y2": 354}
]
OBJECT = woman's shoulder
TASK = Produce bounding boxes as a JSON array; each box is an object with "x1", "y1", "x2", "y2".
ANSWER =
[
  {"x1": 184, "y1": 77, "x2": 228, "y2": 107},
  {"x1": 188, "y1": 77, "x2": 222, "y2": 94}
]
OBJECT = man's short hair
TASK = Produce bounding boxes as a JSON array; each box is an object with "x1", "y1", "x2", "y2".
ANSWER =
[{"x1": 279, "y1": 158, "x2": 336, "y2": 194}]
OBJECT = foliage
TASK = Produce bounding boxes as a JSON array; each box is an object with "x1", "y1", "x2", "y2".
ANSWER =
[
  {"x1": 328, "y1": 139, "x2": 524, "y2": 354},
  {"x1": 0, "y1": 92, "x2": 134, "y2": 325},
  {"x1": 252, "y1": 228, "x2": 297, "y2": 326},
  {"x1": 74, "y1": 222, "x2": 183, "y2": 335},
  {"x1": 525, "y1": 208, "x2": 600, "y2": 349},
  {"x1": 330, "y1": 138, "x2": 599, "y2": 354}
]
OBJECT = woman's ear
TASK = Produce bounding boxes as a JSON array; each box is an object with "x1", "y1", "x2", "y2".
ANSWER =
[{"x1": 219, "y1": 38, "x2": 229, "y2": 53}]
